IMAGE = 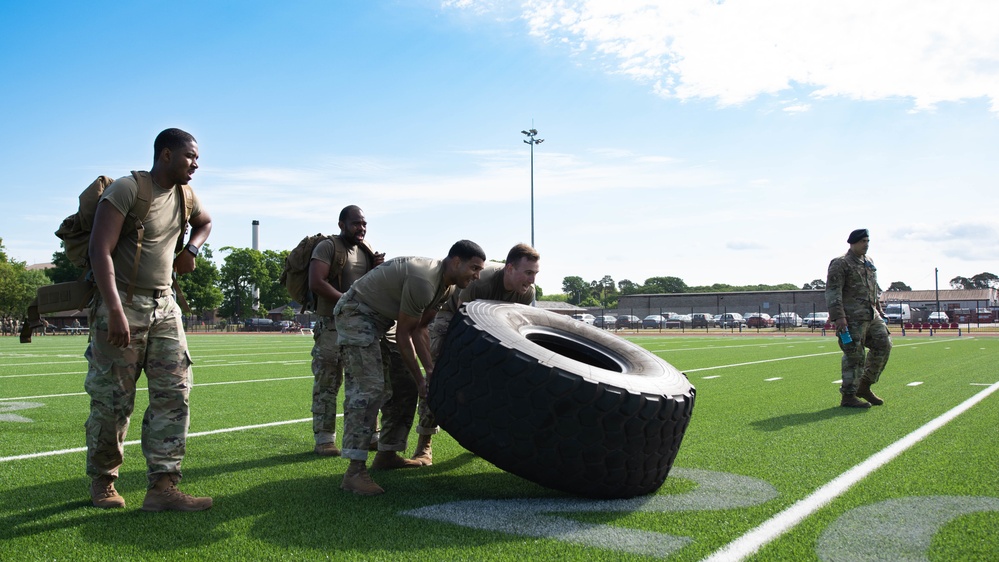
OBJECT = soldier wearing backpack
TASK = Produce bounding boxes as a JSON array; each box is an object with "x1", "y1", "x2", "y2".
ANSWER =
[
  {"x1": 308, "y1": 205, "x2": 383, "y2": 456},
  {"x1": 86, "y1": 128, "x2": 214, "y2": 512}
]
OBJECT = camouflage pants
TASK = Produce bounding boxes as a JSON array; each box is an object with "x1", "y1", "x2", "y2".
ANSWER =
[
  {"x1": 84, "y1": 291, "x2": 192, "y2": 488},
  {"x1": 311, "y1": 316, "x2": 343, "y2": 445},
  {"x1": 336, "y1": 298, "x2": 418, "y2": 461},
  {"x1": 415, "y1": 311, "x2": 452, "y2": 435},
  {"x1": 839, "y1": 316, "x2": 892, "y2": 394}
]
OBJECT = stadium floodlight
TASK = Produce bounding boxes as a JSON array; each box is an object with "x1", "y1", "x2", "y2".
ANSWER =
[{"x1": 521, "y1": 127, "x2": 544, "y2": 247}]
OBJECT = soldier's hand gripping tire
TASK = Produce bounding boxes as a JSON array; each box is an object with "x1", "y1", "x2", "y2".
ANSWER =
[{"x1": 428, "y1": 301, "x2": 695, "y2": 499}]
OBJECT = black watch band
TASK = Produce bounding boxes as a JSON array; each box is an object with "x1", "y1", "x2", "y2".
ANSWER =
[{"x1": 185, "y1": 243, "x2": 199, "y2": 257}]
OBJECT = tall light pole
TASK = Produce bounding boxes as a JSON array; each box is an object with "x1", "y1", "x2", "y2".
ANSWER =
[{"x1": 521, "y1": 128, "x2": 543, "y2": 247}]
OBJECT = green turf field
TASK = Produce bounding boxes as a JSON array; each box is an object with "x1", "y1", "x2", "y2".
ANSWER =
[{"x1": 2, "y1": 333, "x2": 997, "y2": 561}]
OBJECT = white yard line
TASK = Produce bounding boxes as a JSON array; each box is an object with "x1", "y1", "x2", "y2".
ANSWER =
[
  {"x1": 683, "y1": 338, "x2": 958, "y2": 373},
  {"x1": 0, "y1": 359, "x2": 310, "y2": 379},
  {"x1": 0, "y1": 375, "x2": 312, "y2": 402},
  {"x1": 701, "y1": 379, "x2": 999, "y2": 562},
  {"x1": 0, "y1": 417, "x2": 317, "y2": 463}
]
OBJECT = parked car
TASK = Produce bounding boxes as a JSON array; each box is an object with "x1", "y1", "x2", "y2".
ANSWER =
[
  {"x1": 774, "y1": 312, "x2": 803, "y2": 328},
  {"x1": 571, "y1": 313, "x2": 595, "y2": 324},
  {"x1": 664, "y1": 313, "x2": 691, "y2": 329},
  {"x1": 615, "y1": 314, "x2": 641, "y2": 329},
  {"x1": 716, "y1": 313, "x2": 746, "y2": 328},
  {"x1": 883, "y1": 303, "x2": 912, "y2": 324},
  {"x1": 243, "y1": 317, "x2": 278, "y2": 331},
  {"x1": 745, "y1": 313, "x2": 774, "y2": 328},
  {"x1": 593, "y1": 315, "x2": 617, "y2": 329},
  {"x1": 690, "y1": 313, "x2": 714, "y2": 328},
  {"x1": 802, "y1": 312, "x2": 830, "y2": 328},
  {"x1": 642, "y1": 314, "x2": 667, "y2": 329},
  {"x1": 927, "y1": 311, "x2": 951, "y2": 323}
]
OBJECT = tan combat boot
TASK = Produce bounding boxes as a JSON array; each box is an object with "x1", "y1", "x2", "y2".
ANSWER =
[
  {"x1": 341, "y1": 460, "x2": 384, "y2": 496},
  {"x1": 141, "y1": 475, "x2": 213, "y2": 512},
  {"x1": 840, "y1": 393, "x2": 872, "y2": 409},
  {"x1": 856, "y1": 379, "x2": 884, "y2": 406},
  {"x1": 411, "y1": 435, "x2": 433, "y2": 466},
  {"x1": 370, "y1": 451, "x2": 423, "y2": 470},
  {"x1": 314, "y1": 442, "x2": 341, "y2": 457},
  {"x1": 90, "y1": 475, "x2": 126, "y2": 509}
]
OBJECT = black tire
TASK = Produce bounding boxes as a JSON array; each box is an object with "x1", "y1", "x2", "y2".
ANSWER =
[{"x1": 428, "y1": 301, "x2": 696, "y2": 499}]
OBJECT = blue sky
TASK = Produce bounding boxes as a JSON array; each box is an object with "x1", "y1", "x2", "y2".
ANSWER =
[{"x1": 2, "y1": 0, "x2": 997, "y2": 295}]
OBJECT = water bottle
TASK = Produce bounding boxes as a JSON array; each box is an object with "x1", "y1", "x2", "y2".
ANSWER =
[{"x1": 839, "y1": 330, "x2": 853, "y2": 345}]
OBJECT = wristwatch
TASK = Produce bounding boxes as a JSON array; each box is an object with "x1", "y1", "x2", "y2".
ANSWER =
[{"x1": 185, "y1": 243, "x2": 199, "y2": 257}]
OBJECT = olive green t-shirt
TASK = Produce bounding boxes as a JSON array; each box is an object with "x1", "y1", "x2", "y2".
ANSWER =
[
  {"x1": 100, "y1": 174, "x2": 203, "y2": 291},
  {"x1": 311, "y1": 237, "x2": 372, "y2": 317},
  {"x1": 350, "y1": 256, "x2": 451, "y2": 322},
  {"x1": 442, "y1": 262, "x2": 535, "y2": 313}
]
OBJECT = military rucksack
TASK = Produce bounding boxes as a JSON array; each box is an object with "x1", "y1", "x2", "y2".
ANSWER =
[
  {"x1": 21, "y1": 171, "x2": 195, "y2": 343},
  {"x1": 279, "y1": 234, "x2": 375, "y2": 313}
]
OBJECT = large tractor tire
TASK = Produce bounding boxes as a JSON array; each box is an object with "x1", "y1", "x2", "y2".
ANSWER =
[{"x1": 428, "y1": 301, "x2": 695, "y2": 499}]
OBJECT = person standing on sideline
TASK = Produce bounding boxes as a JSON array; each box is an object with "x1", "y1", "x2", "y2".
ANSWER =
[
  {"x1": 825, "y1": 228, "x2": 892, "y2": 408},
  {"x1": 309, "y1": 205, "x2": 382, "y2": 456},
  {"x1": 410, "y1": 243, "x2": 540, "y2": 465},
  {"x1": 86, "y1": 128, "x2": 213, "y2": 510},
  {"x1": 334, "y1": 240, "x2": 486, "y2": 495}
]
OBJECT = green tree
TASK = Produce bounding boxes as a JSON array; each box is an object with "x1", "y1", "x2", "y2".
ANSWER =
[
  {"x1": 219, "y1": 247, "x2": 269, "y2": 318},
  {"x1": 887, "y1": 281, "x2": 912, "y2": 291},
  {"x1": 0, "y1": 239, "x2": 50, "y2": 319},
  {"x1": 177, "y1": 244, "x2": 223, "y2": 316},
  {"x1": 258, "y1": 249, "x2": 291, "y2": 311},
  {"x1": 562, "y1": 276, "x2": 588, "y2": 305},
  {"x1": 46, "y1": 242, "x2": 85, "y2": 283},
  {"x1": 802, "y1": 279, "x2": 826, "y2": 290},
  {"x1": 642, "y1": 276, "x2": 687, "y2": 294},
  {"x1": 970, "y1": 272, "x2": 998, "y2": 289},
  {"x1": 949, "y1": 276, "x2": 973, "y2": 290},
  {"x1": 617, "y1": 279, "x2": 639, "y2": 295}
]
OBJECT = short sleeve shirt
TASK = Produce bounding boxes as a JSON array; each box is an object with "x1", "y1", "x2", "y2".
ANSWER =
[
  {"x1": 100, "y1": 174, "x2": 203, "y2": 291},
  {"x1": 350, "y1": 256, "x2": 451, "y2": 322},
  {"x1": 311, "y1": 237, "x2": 372, "y2": 317}
]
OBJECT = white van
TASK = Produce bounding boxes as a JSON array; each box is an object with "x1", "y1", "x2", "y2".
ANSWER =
[{"x1": 883, "y1": 303, "x2": 911, "y2": 324}]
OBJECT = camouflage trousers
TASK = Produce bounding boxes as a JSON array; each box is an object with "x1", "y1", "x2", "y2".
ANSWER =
[
  {"x1": 84, "y1": 291, "x2": 192, "y2": 488},
  {"x1": 839, "y1": 316, "x2": 892, "y2": 394},
  {"x1": 311, "y1": 316, "x2": 343, "y2": 445},
  {"x1": 415, "y1": 311, "x2": 452, "y2": 436},
  {"x1": 335, "y1": 297, "x2": 418, "y2": 461}
]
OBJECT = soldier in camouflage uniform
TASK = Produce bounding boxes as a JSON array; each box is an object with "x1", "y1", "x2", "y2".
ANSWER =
[
  {"x1": 334, "y1": 240, "x2": 485, "y2": 495},
  {"x1": 825, "y1": 228, "x2": 892, "y2": 408},
  {"x1": 410, "y1": 243, "x2": 540, "y2": 465},
  {"x1": 86, "y1": 128, "x2": 213, "y2": 510},
  {"x1": 309, "y1": 206, "x2": 383, "y2": 456}
]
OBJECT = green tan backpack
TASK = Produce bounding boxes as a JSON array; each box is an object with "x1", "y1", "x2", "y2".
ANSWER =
[
  {"x1": 279, "y1": 234, "x2": 375, "y2": 313},
  {"x1": 21, "y1": 172, "x2": 194, "y2": 343}
]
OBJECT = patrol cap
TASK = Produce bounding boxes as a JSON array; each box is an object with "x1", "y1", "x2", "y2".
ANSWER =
[{"x1": 847, "y1": 228, "x2": 869, "y2": 244}]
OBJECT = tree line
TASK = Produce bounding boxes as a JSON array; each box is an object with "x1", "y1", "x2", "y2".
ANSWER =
[
  {"x1": 547, "y1": 275, "x2": 801, "y2": 308},
  {"x1": 546, "y1": 271, "x2": 998, "y2": 309},
  {"x1": 2, "y1": 236, "x2": 995, "y2": 321}
]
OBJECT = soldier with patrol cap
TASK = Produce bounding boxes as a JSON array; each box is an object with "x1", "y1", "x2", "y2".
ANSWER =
[{"x1": 825, "y1": 228, "x2": 892, "y2": 408}]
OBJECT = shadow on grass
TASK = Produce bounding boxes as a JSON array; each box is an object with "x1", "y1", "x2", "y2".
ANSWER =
[
  {"x1": 750, "y1": 406, "x2": 871, "y2": 432},
  {"x1": 0, "y1": 448, "x2": 580, "y2": 557}
]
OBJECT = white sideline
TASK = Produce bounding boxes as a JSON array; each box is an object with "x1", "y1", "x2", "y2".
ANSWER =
[
  {"x1": 700, "y1": 379, "x2": 999, "y2": 562},
  {"x1": 0, "y1": 417, "x2": 316, "y2": 463}
]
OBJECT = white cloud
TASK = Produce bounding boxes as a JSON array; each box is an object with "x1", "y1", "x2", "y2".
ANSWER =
[{"x1": 452, "y1": 0, "x2": 999, "y2": 111}]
